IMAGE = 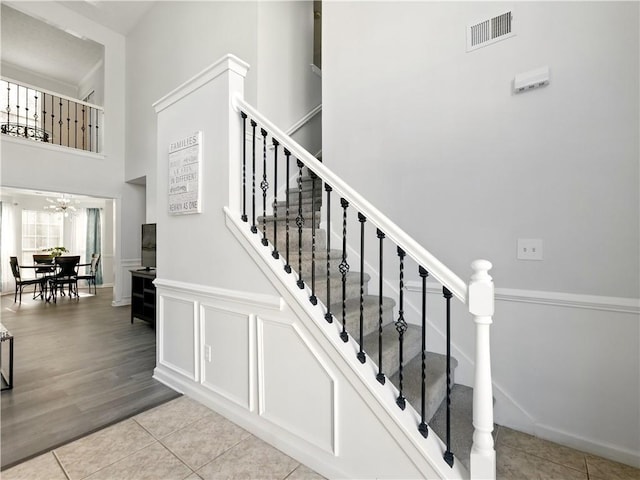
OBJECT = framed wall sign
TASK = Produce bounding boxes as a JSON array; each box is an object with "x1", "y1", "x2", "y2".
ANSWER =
[{"x1": 168, "y1": 131, "x2": 202, "y2": 215}]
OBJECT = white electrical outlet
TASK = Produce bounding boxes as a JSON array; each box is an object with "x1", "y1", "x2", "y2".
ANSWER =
[
  {"x1": 517, "y1": 238, "x2": 543, "y2": 260},
  {"x1": 204, "y1": 345, "x2": 212, "y2": 362}
]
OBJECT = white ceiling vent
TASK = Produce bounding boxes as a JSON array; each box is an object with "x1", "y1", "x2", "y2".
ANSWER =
[{"x1": 467, "y1": 11, "x2": 515, "y2": 52}]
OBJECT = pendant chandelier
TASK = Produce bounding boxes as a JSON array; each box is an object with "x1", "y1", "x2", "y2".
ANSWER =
[{"x1": 45, "y1": 194, "x2": 78, "y2": 217}]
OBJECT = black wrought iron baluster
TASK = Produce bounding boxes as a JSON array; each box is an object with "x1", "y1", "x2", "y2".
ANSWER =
[
  {"x1": 24, "y1": 88, "x2": 29, "y2": 137},
  {"x1": 419, "y1": 266, "x2": 429, "y2": 438},
  {"x1": 81, "y1": 105, "x2": 85, "y2": 150},
  {"x1": 324, "y1": 184, "x2": 333, "y2": 323},
  {"x1": 41, "y1": 93, "x2": 46, "y2": 141},
  {"x1": 284, "y1": 149, "x2": 292, "y2": 273},
  {"x1": 296, "y1": 159, "x2": 305, "y2": 289},
  {"x1": 16, "y1": 85, "x2": 20, "y2": 132},
  {"x1": 51, "y1": 95, "x2": 55, "y2": 144},
  {"x1": 376, "y1": 229, "x2": 386, "y2": 384},
  {"x1": 443, "y1": 286, "x2": 454, "y2": 467},
  {"x1": 66, "y1": 99, "x2": 70, "y2": 147},
  {"x1": 357, "y1": 212, "x2": 367, "y2": 363},
  {"x1": 339, "y1": 198, "x2": 350, "y2": 342},
  {"x1": 240, "y1": 112, "x2": 248, "y2": 222},
  {"x1": 95, "y1": 108, "x2": 99, "y2": 152},
  {"x1": 88, "y1": 106, "x2": 92, "y2": 151},
  {"x1": 33, "y1": 93, "x2": 38, "y2": 139},
  {"x1": 309, "y1": 171, "x2": 318, "y2": 305},
  {"x1": 5, "y1": 82, "x2": 10, "y2": 121},
  {"x1": 272, "y1": 138, "x2": 280, "y2": 259},
  {"x1": 395, "y1": 247, "x2": 407, "y2": 410},
  {"x1": 250, "y1": 120, "x2": 257, "y2": 234},
  {"x1": 260, "y1": 128, "x2": 269, "y2": 246},
  {"x1": 74, "y1": 103, "x2": 78, "y2": 148},
  {"x1": 58, "y1": 99, "x2": 63, "y2": 145}
]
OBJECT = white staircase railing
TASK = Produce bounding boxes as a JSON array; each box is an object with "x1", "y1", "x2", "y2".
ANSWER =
[{"x1": 231, "y1": 94, "x2": 496, "y2": 479}]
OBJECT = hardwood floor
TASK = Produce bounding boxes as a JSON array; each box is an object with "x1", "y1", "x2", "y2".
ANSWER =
[{"x1": 0, "y1": 287, "x2": 180, "y2": 470}]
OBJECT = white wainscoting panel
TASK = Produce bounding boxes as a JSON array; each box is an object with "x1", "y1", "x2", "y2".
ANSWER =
[
  {"x1": 158, "y1": 294, "x2": 198, "y2": 381},
  {"x1": 113, "y1": 258, "x2": 141, "y2": 306},
  {"x1": 201, "y1": 305, "x2": 253, "y2": 411},
  {"x1": 257, "y1": 316, "x2": 336, "y2": 455}
]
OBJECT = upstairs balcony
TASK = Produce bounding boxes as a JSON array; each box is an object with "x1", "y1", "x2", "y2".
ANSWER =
[{"x1": 1, "y1": 78, "x2": 104, "y2": 154}]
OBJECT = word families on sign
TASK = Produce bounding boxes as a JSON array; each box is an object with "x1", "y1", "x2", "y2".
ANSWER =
[{"x1": 168, "y1": 132, "x2": 202, "y2": 215}]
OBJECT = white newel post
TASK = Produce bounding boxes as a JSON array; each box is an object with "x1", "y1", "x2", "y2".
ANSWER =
[{"x1": 468, "y1": 259, "x2": 496, "y2": 480}]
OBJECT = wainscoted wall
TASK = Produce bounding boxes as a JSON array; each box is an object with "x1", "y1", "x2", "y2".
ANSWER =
[
  {"x1": 151, "y1": 55, "x2": 466, "y2": 479},
  {"x1": 112, "y1": 258, "x2": 141, "y2": 306},
  {"x1": 153, "y1": 275, "x2": 460, "y2": 479},
  {"x1": 154, "y1": 279, "x2": 338, "y2": 453}
]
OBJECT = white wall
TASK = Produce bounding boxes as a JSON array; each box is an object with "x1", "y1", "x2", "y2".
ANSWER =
[
  {"x1": 257, "y1": 1, "x2": 321, "y2": 131},
  {"x1": 323, "y1": 0, "x2": 639, "y2": 467},
  {"x1": 324, "y1": 1, "x2": 638, "y2": 298},
  {"x1": 125, "y1": 1, "x2": 260, "y2": 223},
  {"x1": 78, "y1": 60, "x2": 105, "y2": 105},
  {"x1": 0, "y1": 62, "x2": 79, "y2": 99},
  {"x1": 126, "y1": 1, "x2": 321, "y2": 222}
]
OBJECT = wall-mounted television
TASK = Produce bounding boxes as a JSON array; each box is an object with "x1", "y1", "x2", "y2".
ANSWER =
[{"x1": 141, "y1": 223, "x2": 156, "y2": 270}]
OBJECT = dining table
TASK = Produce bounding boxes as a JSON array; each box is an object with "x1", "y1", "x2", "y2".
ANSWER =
[{"x1": 21, "y1": 256, "x2": 82, "y2": 302}]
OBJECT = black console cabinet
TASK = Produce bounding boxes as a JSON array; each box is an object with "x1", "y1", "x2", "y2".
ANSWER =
[{"x1": 131, "y1": 269, "x2": 156, "y2": 326}]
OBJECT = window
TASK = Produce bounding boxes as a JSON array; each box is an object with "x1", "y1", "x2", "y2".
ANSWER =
[{"x1": 21, "y1": 210, "x2": 63, "y2": 265}]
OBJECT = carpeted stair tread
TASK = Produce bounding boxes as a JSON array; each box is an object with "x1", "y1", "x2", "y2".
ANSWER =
[
  {"x1": 282, "y1": 179, "x2": 323, "y2": 196},
  {"x1": 273, "y1": 200, "x2": 321, "y2": 214},
  {"x1": 267, "y1": 226, "x2": 327, "y2": 251},
  {"x1": 361, "y1": 323, "x2": 422, "y2": 378},
  {"x1": 391, "y1": 352, "x2": 458, "y2": 425},
  {"x1": 275, "y1": 183, "x2": 321, "y2": 202},
  {"x1": 428, "y1": 384, "x2": 474, "y2": 472},
  {"x1": 313, "y1": 271, "x2": 370, "y2": 308},
  {"x1": 258, "y1": 213, "x2": 321, "y2": 228},
  {"x1": 283, "y1": 249, "x2": 345, "y2": 276},
  {"x1": 328, "y1": 295, "x2": 396, "y2": 338}
]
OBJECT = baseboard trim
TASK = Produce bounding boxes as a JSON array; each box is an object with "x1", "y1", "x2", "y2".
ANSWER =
[
  {"x1": 406, "y1": 282, "x2": 639, "y2": 315},
  {"x1": 153, "y1": 365, "x2": 351, "y2": 480},
  {"x1": 534, "y1": 422, "x2": 640, "y2": 469}
]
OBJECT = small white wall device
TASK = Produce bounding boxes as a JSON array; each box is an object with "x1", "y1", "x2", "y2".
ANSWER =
[{"x1": 514, "y1": 66, "x2": 550, "y2": 94}]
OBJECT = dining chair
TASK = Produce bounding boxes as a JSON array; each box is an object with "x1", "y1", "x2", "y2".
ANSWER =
[
  {"x1": 32, "y1": 254, "x2": 54, "y2": 299},
  {"x1": 9, "y1": 257, "x2": 44, "y2": 304},
  {"x1": 77, "y1": 253, "x2": 100, "y2": 294},
  {"x1": 49, "y1": 256, "x2": 80, "y2": 303}
]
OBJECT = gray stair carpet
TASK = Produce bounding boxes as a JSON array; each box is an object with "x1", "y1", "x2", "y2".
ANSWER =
[{"x1": 262, "y1": 172, "x2": 474, "y2": 469}]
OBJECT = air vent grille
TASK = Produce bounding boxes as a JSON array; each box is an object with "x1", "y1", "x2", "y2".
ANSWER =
[{"x1": 467, "y1": 11, "x2": 514, "y2": 51}]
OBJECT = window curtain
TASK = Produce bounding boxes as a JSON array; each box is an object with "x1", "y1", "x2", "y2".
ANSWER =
[
  {"x1": 85, "y1": 208, "x2": 102, "y2": 285},
  {"x1": 0, "y1": 202, "x2": 17, "y2": 293},
  {"x1": 69, "y1": 210, "x2": 87, "y2": 266}
]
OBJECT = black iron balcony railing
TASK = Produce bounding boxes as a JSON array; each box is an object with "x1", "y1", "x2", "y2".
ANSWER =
[{"x1": 1, "y1": 78, "x2": 103, "y2": 153}]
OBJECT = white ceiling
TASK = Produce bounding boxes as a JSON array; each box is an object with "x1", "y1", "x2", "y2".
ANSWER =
[
  {"x1": 1, "y1": 1, "x2": 154, "y2": 89},
  {"x1": 59, "y1": 1, "x2": 155, "y2": 36}
]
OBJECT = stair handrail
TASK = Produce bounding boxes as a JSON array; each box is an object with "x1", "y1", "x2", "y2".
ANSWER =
[{"x1": 232, "y1": 96, "x2": 468, "y2": 303}]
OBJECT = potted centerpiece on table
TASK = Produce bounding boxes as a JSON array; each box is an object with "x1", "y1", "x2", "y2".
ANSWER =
[{"x1": 44, "y1": 246, "x2": 68, "y2": 258}]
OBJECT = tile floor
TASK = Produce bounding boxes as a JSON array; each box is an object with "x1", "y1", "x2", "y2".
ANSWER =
[
  {"x1": 2, "y1": 396, "x2": 324, "y2": 480},
  {"x1": 3, "y1": 395, "x2": 639, "y2": 480}
]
